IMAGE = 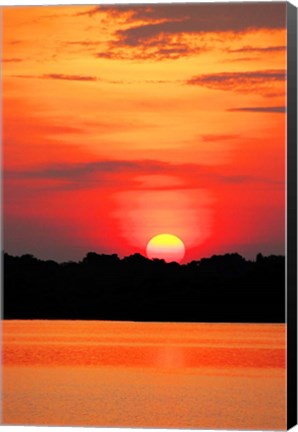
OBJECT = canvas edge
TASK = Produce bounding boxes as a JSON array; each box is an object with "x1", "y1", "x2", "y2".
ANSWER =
[
  {"x1": 287, "y1": 1, "x2": 298, "y2": 430},
  {"x1": 0, "y1": 2, "x2": 296, "y2": 431}
]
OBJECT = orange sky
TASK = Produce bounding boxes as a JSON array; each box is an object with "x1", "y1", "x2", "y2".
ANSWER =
[{"x1": 2, "y1": 3, "x2": 287, "y2": 262}]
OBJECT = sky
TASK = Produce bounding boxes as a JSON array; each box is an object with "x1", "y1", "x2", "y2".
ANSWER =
[{"x1": 2, "y1": 2, "x2": 287, "y2": 263}]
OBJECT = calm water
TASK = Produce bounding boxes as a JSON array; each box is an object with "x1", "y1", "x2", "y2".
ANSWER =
[{"x1": 1, "y1": 320, "x2": 286, "y2": 429}]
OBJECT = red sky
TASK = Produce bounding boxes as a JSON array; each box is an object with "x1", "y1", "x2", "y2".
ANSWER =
[{"x1": 2, "y1": 3, "x2": 287, "y2": 262}]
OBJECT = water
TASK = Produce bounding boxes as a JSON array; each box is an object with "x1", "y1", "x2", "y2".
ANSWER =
[{"x1": 2, "y1": 320, "x2": 286, "y2": 429}]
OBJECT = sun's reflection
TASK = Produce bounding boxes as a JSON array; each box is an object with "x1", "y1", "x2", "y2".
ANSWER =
[{"x1": 153, "y1": 344, "x2": 187, "y2": 368}]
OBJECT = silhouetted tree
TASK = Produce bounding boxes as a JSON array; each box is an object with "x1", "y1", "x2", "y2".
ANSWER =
[{"x1": 3, "y1": 251, "x2": 285, "y2": 323}]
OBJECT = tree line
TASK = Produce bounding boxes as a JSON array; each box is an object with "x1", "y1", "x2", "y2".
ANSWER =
[{"x1": 3, "y1": 251, "x2": 285, "y2": 322}]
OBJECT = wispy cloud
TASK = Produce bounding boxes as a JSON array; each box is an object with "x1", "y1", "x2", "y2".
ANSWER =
[
  {"x1": 5, "y1": 159, "x2": 280, "y2": 191},
  {"x1": 227, "y1": 106, "x2": 286, "y2": 113},
  {"x1": 2, "y1": 58, "x2": 25, "y2": 63},
  {"x1": 63, "y1": 40, "x2": 100, "y2": 47},
  {"x1": 74, "y1": 7, "x2": 103, "y2": 17},
  {"x1": 227, "y1": 45, "x2": 286, "y2": 54},
  {"x1": 6, "y1": 160, "x2": 169, "y2": 181},
  {"x1": 201, "y1": 134, "x2": 239, "y2": 142},
  {"x1": 95, "y1": 41, "x2": 205, "y2": 61},
  {"x1": 11, "y1": 73, "x2": 177, "y2": 86},
  {"x1": 11, "y1": 73, "x2": 98, "y2": 82},
  {"x1": 7, "y1": 40, "x2": 22, "y2": 45},
  {"x1": 42, "y1": 73, "x2": 98, "y2": 82},
  {"x1": 186, "y1": 69, "x2": 286, "y2": 96}
]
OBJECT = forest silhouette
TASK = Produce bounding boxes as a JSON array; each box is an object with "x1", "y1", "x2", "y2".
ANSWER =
[{"x1": 3, "y1": 252, "x2": 285, "y2": 323}]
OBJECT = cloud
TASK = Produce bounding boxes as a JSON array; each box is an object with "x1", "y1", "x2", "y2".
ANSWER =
[
  {"x1": 79, "y1": 3, "x2": 286, "y2": 33},
  {"x1": 224, "y1": 57, "x2": 259, "y2": 63},
  {"x1": 11, "y1": 73, "x2": 99, "y2": 82},
  {"x1": 74, "y1": 7, "x2": 103, "y2": 17},
  {"x1": 63, "y1": 40, "x2": 100, "y2": 47},
  {"x1": 201, "y1": 134, "x2": 239, "y2": 142},
  {"x1": 227, "y1": 45, "x2": 286, "y2": 54},
  {"x1": 61, "y1": 40, "x2": 103, "y2": 55},
  {"x1": 95, "y1": 42, "x2": 205, "y2": 61},
  {"x1": 6, "y1": 159, "x2": 278, "y2": 191},
  {"x1": 11, "y1": 73, "x2": 177, "y2": 86},
  {"x1": 2, "y1": 58, "x2": 25, "y2": 63},
  {"x1": 186, "y1": 69, "x2": 286, "y2": 96},
  {"x1": 42, "y1": 73, "x2": 98, "y2": 82},
  {"x1": 227, "y1": 106, "x2": 286, "y2": 113},
  {"x1": 7, "y1": 40, "x2": 22, "y2": 45},
  {"x1": 6, "y1": 160, "x2": 168, "y2": 181},
  {"x1": 95, "y1": 42, "x2": 206, "y2": 61},
  {"x1": 78, "y1": 3, "x2": 285, "y2": 61},
  {"x1": 11, "y1": 73, "x2": 111, "y2": 84},
  {"x1": 108, "y1": 3, "x2": 285, "y2": 43}
]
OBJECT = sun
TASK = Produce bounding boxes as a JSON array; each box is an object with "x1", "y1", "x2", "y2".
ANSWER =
[{"x1": 146, "y1": 234, "x2": 185, "y2": 263}]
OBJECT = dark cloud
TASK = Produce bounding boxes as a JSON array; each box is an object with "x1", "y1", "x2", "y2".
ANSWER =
[
  {"x1": 6, "y1": 160, "x2": 168, "y2": 181},
  {"x1": 80, "y1": 3, "x2": 286, "y2": 34},
  {"x1": 11, "y1": 73, "x2": 99, "y2": 82},
  {"x1": 2, "y1": 58, "x2": 24, "y2": 63},
  {"x1": 112, "y1": 3, "x2": 285, "y2": 42},
  {"x1": 186, "y1": 69, "x2": 286, "y2": 95},
  {"x1": 227, "y1": 45, "x2": 286, "y2": 54},
  {"x1": 6, "y1": 159, "x2": 278, "y2": 191},
  {"x1": 11, "y1": 73, "x2": 176, "y2": 85},
  {"x1": 11, "y1": 73, "x2": 107, "y2": 83},
  {"x1": 188, "y1": 69, "x2": 285, "y2": 85},
  {"x1": 95, "y1": 42, "x2": 204, "y2": 61},
  {"x1": 78, "y1": 3, "x2": 285, "y2": 61},
  {"x1": 42, "y1": 73, "x2": 98, "y2": 82},
  {"x1": 227, "y1": 106, "x2": 286, "y2": 113}
]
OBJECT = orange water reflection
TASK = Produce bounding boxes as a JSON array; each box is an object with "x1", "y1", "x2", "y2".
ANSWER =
[
  {"x1": 3, "y1": 320, "x2": 286, "y2": 369},
  {"x1": 2, "y1": 320, "x2": 286, "y2": 429}
]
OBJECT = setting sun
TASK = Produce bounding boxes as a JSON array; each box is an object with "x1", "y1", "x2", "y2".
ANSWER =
[{"x1": 146, "y1": 234, "x2": 185, "y2": 263}]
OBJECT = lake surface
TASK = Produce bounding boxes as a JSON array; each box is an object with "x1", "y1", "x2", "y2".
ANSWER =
[{"x1": 1, "y1": 320, "x2": 286, "y2": 429}]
